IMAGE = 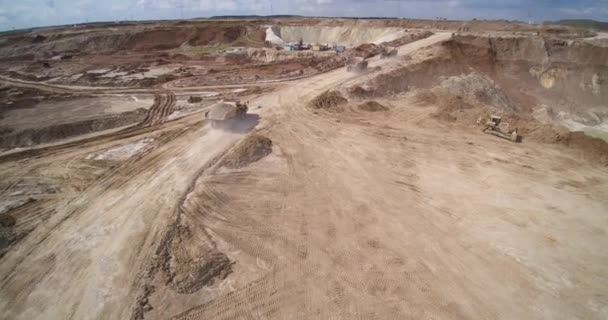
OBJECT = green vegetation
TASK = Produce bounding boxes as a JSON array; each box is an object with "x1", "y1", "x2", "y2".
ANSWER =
[
  {"x1": 584, "y1": 129, "x2": 608, "y2": 143},
  {"x1": 549, "y1": 19, "x2": 608, "y2": 31},
  {"x1": 167, "y1": 45, "x2": 229, "y2": 58}
]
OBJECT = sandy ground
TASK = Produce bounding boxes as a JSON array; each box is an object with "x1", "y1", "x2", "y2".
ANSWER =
[
  {"x1": 1, "y1": 32, "x2": 608, "y2": 320},
  {"x1": 169, "y1": 32, "x2": 608, "y2": 320},
  {"x1": 0, "y1": 96, "x2": 152, "y2": 129}
]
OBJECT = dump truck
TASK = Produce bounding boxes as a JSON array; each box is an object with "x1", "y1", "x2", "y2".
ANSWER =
[
  {"x1": 205, "y1": 100, "x2": 248, "y2": 128},
  {"x1": 481, "y1": 115, "x2": 518, "y2": 142},
  {"x1": 346, "y1": 57, "x2": 368, "y2": 73},
  {"x1": 380, "y1": 46, "x2": 398, "y2": 58}
]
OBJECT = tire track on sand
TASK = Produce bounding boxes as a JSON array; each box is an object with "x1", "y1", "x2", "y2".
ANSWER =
[{"x1": 140, "y1": 92, "x2": 177, "y2": 127}]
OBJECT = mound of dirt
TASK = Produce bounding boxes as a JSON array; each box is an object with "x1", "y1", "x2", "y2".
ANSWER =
[
  {"x1": 354, "y1": 52, "x2": 470, "y2": 98},
  {"x1": 415, "y1": 91, "x2": 476, "y2": 122},
  {"x1": 504, "y1": 117, "x2": 572, "y2": 143},
  {"x1": 400, "y1": 70, "x2": 517, "y2": 122},
  {"x1": 309, "y1": 90, "x2": 348, "y2": 112},
  {"x1": 166, "y1": 222, "x2": 233, "y2": 294},
  {"x1": 311, "y1": 55, "x2": 348, "y2": 72},
  {"x1": 382, "y1": 31, "x2": 434, "y2": 47},
  {"x1": 565, "y1": 132, "x2": 608, "y2": 165},
  {"x1": 221, "y1": 135, "x2": 273, "y2": 169},
  {"x1": 351, "y1": 43, "x2": 382, "y2": 59},
  {"x1": 0, "y1": 226, "x2": 16, "y2": 256},
  {"x1": 438, "y1": 73, "x2": 517, "y2": 113},
  {"x1": 358, "y1": 101, "x2": 389, "y2": 112},
  {"x1": 0, "y1": 214, "x2": 16, "y2": 227},
  {"x1": 496, "y1": 115, "x2": 608, "y2": 165},
  {"x1": 348, "y1": 85, "x2": 374, "y2": 98}
]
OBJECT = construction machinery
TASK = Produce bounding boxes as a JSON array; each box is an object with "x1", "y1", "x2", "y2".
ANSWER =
[
  {"x1": 380, "y1": 46, "x2": 398, "y2": 58},
  {"x1": 481, "y1": 115, "x2": 519, "y2": 142},
  {"x1": 205, "y1": 99, "x2": 248, "y2": 128},
  {"x1": 346, "y1": 57, "x2": 368, "y2": 73}
]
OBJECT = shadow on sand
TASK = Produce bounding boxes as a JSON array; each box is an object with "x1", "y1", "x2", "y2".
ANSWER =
[{"x1": 210, "y1": 113, "x2": 260, "y2": 134}]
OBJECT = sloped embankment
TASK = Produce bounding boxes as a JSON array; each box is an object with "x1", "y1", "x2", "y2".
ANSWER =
[
  {"x1": 0, "y1": 109, "x2": 147, "y2": 150},
  {"x1": 274, "y1": 26, "x2": 408, "y2": 47},
  {"x1": 353, "y1": 35, "x2": 608, "y2": 124},
  {"x1": 0, "y1": 23, "x2": 265, "y2": 59},
  {"x1": 349, "y1": 34, "x2": 608, "y2": 165}
]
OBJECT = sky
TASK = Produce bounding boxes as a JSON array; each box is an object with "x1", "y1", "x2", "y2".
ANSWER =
[{"x1": 0, "y1": 0, "x2": 606, "y2": 31}]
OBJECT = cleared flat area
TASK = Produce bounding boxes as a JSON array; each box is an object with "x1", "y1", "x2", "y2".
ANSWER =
[{"x1": 0, "y1": 19, "x2": 607, "y2": 320}]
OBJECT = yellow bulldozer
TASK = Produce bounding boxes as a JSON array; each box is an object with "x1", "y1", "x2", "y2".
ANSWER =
[{"x1": 481, "y1": 115, "x2": 519, "y2": 142}]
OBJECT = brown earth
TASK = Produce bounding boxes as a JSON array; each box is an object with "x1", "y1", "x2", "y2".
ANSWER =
[
  {"x1": 357, "y1": 100, "x2": 389, "y2": 112},
  {"x1": 220, "y1": 134, "x2": 273, "y2": 169},
  {"x1": 309, "y1": 90, "x2": 348, "y2": 112},
  {"x1": 0, "y1": 20, "x2": 607, "y2": 320}
]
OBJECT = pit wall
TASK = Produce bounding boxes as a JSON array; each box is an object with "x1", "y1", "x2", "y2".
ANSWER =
[
  {"x1": 361, "y1": 35, "x2": 607, "y2": 125},
  {"x1": 245, "y1": 47, "x2": 336, "y2": 63},
  {"x1": 0, "y1": 24, "x2": 264, "y2": 59},
  {"x1": 452, "y1": 35, "x2": 608, "y2": 67},
  {"x1": 449, "y1": 35, "x2": 608, "y2": 122},
  {"x1": 274, "y1": 26, "x2": 408, "y2": 47}
]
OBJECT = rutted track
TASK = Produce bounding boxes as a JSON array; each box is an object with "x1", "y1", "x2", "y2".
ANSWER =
[
  {"x1": 0, "y1": 32, "x2": 456, "y2": 320},
  {"x1": 0, "y1": 75, "x2": 288, "y2": 96},
  {"x1": 0, "y1": 91, "x2": 182, "y2": 164},
  {"x1": 140, "y1": 92, "x2": 177, "y2": 127}
]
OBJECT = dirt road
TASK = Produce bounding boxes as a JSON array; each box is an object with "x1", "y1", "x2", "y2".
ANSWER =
[
  {"x1": 173, "y1": 31, "x2": 608, "y2": 319},
  {"x1": 2, "y1": 31, "x2": 608, "y2": 320}
]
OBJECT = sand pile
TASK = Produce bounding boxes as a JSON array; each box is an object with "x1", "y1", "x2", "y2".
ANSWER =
[
  {"x1": 315, "y1": 55, "x2": 349, "y2": 72},
  {"x1": 418, "y1": 86, "x2": 572, "y2": 142},
  {"x1": 0, "y1": 226, "x2": 16, "y2": 256},
  {"x1": 496, "y1": 115, "x2": 608, "y2": 165},
  {"x1": 358, "y1": 101, "x2": 389, "y2": 112},
  {"x1": 221, "y1": 135, "x2": 273, "y2": 168},
  {"x1": 348, "y1": 85, "x2": 375, "y2": 98},
  {"x1": 414, "y1": 91, "x2": 476, "y2": 122},
  {"x1": 310, "y1": 90, "x2": 348, "y2": 112},
  {"x1": 351, "y1": 43, "x2": 382, "y2": 59},
  {"x1": 438, "y1": 73, "x2": 517, "y2": 114},
  {"x1": 409, "y1": 72, "x2": 516, "y2": 122},
  {"x1": 165, "y1": 222, "x2": 233, "y2": 294},
  {"x1": 0, "y1": 211, "x2": 16, "y2": 256},
  {"x1": 382, "y1": 31, "x2": 434, "y2": 47}
]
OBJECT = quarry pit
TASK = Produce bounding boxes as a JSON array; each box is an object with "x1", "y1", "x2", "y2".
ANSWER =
[{"x1": 0, "y1": 18, "x2": 607, "y2": 320}]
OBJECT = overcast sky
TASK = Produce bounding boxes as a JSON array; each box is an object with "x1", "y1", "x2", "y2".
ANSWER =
[{"x1": 0, "y1": 0, "x2": 606, "y2": 31}]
